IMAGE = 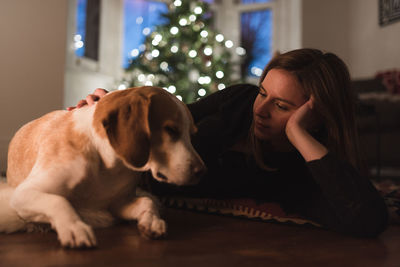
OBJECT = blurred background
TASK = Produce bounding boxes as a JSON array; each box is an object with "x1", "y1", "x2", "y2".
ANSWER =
[{"x1": 1, "y1": 0, "x2": 399, "y2": 177}]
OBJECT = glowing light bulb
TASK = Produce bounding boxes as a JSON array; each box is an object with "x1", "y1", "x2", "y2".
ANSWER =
[
  {"x1": 142, "y1": 27, "x2": 151, "y2": 36},
  {"x1": 198, "y1": 88, "x2": 206, "y2": 96},
  {"x1": 174, "y1": 0, "x2": 182, "y2": 6},
  {"x1": 130, "y1": 49, "x2": 139, "y2": 57},
  {"x1": 194, "y1": 6, "x2": 203, "y2": 14},
  {"x1": 236, "y1": 46, "x2": 246, "y2": 56},
  {"x1": 215, "y1": 34, "x2": 224, "y2": 42},
  {"x1": 189, "y1": 50, "x2": 197, "y2": 58},
  {"x1": 145, "y1": 52, "x2": 153, "y2": 60},
  {"x1": 218, "y1": 83, "x2": 226, "y2": 90},
  {"x1": 74, "y1": 41, "x2": 84, "y2": 49},
  {"x1": 167, "y1": 85, "x2": 176, "y2": 94},
  {"x1": 171, "y1": 45, "x2": 179, "y2": 53},
  {"x1": 118, "y1": 84, "x2": 127, "y2": 90},
  {"x1": 225, "y1": 40, "x2": 233, "y2": 48},
  {"x1": 74, "y1": 34, "x2": 82, "y2": 42},
  {"x1": 176, "y1": 95, "x2": 183, "y2": 101},
  {"x1": 251, "y1": 66, "x2": 263, "y2": 77},
  {"x1": 136, "y1": 16, "x2": 143, "y2": 24},
  {"x1": 216, "y1": 71, "x2": 224, "y2": 79},
  {"x1": 154, "y1": 34, "x2": 162, "y2": 42},
  {"x1": 179, "y1": 18, "x2": 188, "y2": 26},
  {"x1": 189, "y1": 15, "x2": 196, "y2": 22},
  {"x1": 160, "y1": 61, "x2": 168, "y2": 70},
  {"x1": 200, "y1": 30, "x2": 208, "y2": 38},
  {"x1": 203, "y1": 46, "x2": 213, "y2": 56},
  {"x1": 170, "y1": 26, "x2": 179, "y2": 35},
  {"x1": 138, "y1": 74, "x2": 146, "y2": 82},
  {"x1": 152, "y1": 49, "x2": 160, "y2": 58}
]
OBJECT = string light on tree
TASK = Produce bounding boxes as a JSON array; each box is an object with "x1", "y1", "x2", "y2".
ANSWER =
[
  {"x1": 174, "y1": 0, "x2": 182, "y2": 7},
  {"x1": 189, "y1": 14, "x2": 196, "y2": 22},
  {"x1": 225, "y1": 40, "x2": 233, "y2": 48},
  {"x1": 170, "y1": 26, "x2": 179, "y2": 35},
  {"x1": 194, "y1": 6, "x2": 203, "y2": 14},
  {"x1": 215, "y1": 34, "x2": 224, "y2": 42},
  {"x1": 151, "y1": 49, "x2": 160, "y2": 58},
  {"x1": 189, "y1": 50, "x2": 197, "y2": 58},
  {"x1": 143, "y1": 27, "x2": 151, "y2": 36},
  {"x1": 160, "y1": 61, "x2": 169, "y2": 71},
  {"x1": 198, "y1": 88, "x2": 206, "y2": 96},
  {"x1": 200, "y1": 30, "x2": 208, "y2": 38},
  {"x1": 204, "y1": 46, "x2": 213, "y2": 56},
  {"x1": 236, "y1": 47, "x2": 246, "y2": 56},
  {"x1": 218, "y1": 83, "x2": 226, "y2": 90},
  {"x1": 216, "y1": 71, "x2": 224, "y2": 79},
  {"x1": 167, "y1": 85, "x2": 177, "y2": 94},
  {"x1": 170, "y1": 45, "x2": 179, "y2": 53},
  {"x1": 118, "y1": 84, "x2": 127, "y2": 90},
  {"x1": 130, "y1": 49, "x2": 139, "y2": 57}
]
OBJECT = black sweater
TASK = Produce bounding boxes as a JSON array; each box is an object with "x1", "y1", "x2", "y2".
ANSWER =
[{"x1": 150, "y1": 84, "x2": 388, "y2": 237}]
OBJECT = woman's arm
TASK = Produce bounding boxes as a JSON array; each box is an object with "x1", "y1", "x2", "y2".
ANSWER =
[
  {"x1": 285, "y1": 98, "x2": 328, "y2": 161},
  {"x1": 300, "y1": 154, "x2": 388, "y2": 237},
  {"x1": 285, "y1": 98, "x2": 388, "y2": 237}
]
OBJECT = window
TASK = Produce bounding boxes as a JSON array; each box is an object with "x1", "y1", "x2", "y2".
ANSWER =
[
  {"x1": 211, "y1": 0, "x2": 275, "y2": 80},
  {"x1": 241, "y1": 9, "x2": 272, "y2": 77},
  {"x1": 122, "y1": 0, "x2": 168, "y2": 68},
  {"x1": 75, "y1": 0, "x2": 87, "y2": 57},
  {"x1": 74, "y1": 0, "x2": 101, "y2": 61}
]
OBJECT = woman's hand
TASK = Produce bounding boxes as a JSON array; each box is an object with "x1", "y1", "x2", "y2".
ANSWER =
[
  {"x1": 286, "y1": 97, "x2": 318, "y2": 134},
  {"x1": 67, "y1": 88, "x2": 108, "y2": 111},
  {"x1": 285, "y1": 97, "x2": 328, "y2": 162}
]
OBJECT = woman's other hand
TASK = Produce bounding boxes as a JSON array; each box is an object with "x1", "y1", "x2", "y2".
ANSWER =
[
  {"x1": 285, "y1": 97, "x2": 319, "y2": 134},
  {"x1": 285, "y1": 97, "x2": 328, "y2": 161},
  {"x1": 67, "y1": 88, "x2": 108, "y2": 111}
]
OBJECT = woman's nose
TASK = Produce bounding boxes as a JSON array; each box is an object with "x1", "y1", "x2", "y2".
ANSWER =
[{"x1": 256, "y1": 100, "x2": 271, "y2": 118}]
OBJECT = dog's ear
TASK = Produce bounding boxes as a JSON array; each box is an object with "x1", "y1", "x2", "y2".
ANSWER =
[{"x1": 100, "y1": 92, "x2": 151, "y2": 168}]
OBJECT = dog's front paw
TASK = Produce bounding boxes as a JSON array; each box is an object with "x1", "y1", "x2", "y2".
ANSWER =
[
  {"x1": 137, "y1": 211, "x2": 167, "y2": 239},
  {"x1": 55, "y1": 220, "x2": 97, "y2": 248}
]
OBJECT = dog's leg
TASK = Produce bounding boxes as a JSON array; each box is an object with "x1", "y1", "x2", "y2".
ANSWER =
[
  {"x1": 10, "y1": 185, "x2": 97, "y2": 248},
  {"x1": 116, "y1": 190, "x2": 166, "y2": 239}
]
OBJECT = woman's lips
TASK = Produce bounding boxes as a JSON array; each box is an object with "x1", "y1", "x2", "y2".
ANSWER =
[{"x1": 255, "y1": 119, "x2": 269, "y2": 129}]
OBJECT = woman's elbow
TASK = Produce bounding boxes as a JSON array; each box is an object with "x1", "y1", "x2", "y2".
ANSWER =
[{"x1": 342, "y1": 204, "x2": 389, "y2": 238}]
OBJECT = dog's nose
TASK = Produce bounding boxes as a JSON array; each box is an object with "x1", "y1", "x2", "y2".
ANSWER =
[{"x1": 192, "y1": 164, "x2": 207, "y2": 180}]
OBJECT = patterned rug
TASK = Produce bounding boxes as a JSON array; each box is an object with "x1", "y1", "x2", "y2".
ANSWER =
[
  {"x1": 2, "y1": 175, "x2": 399, "y2": 226},
  {"x1": 161, "y1": 180, "x2": 400, "y2": 226}
]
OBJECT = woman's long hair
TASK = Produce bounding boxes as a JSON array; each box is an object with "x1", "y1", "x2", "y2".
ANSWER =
[{"x1": 251, "y1": 48, "x2": 364, "y2": 172}]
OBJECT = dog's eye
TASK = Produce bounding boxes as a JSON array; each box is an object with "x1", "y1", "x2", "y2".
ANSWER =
[{"x1": 164, "y1": 125, "x2": 180, "y2": 139}]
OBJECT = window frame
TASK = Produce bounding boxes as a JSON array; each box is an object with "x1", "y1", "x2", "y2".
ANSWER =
[{"x1": 211, "y1": 0, "x2": 301, "y2": 83}]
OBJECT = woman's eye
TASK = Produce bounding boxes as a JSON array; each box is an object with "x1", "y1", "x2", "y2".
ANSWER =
[
  {"x1": 276, "y1": 103, "x2": 288, "y2": 111},
  {"x1": 259, "y1": 90, "x2": 267, "y2": 97}
]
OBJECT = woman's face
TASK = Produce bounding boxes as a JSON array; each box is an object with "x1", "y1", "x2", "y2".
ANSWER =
[{"x1": 253, "y1": 68, "x2": 308, "y2": 141}]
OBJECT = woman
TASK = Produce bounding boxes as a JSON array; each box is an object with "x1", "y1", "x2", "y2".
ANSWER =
[{"x1": 72, "y1": 48, "x2": 388, "y2": 237}]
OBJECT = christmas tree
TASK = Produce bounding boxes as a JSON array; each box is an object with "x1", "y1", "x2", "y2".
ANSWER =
[{"x1": 122, "y1": 0, "x2": 242, "y2": 103}]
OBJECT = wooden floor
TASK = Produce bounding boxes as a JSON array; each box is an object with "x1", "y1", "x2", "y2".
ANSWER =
[{"x1": 0, "y1": 208, "x2": 399, "y2": 267}]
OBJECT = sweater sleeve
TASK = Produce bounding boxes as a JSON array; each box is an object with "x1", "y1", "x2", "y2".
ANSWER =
[{"x1": 299, "y1": 153, "x2": 388, "y2": 237}]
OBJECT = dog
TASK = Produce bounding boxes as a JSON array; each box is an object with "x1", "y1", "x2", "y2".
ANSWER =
[{"x1": 0, "y1": 86, "x2": 205, "y2": 248}]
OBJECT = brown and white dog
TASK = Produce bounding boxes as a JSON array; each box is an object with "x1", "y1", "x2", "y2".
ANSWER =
[{"x1": 0, "y1": 86, "x2": 205, "y2": 248}]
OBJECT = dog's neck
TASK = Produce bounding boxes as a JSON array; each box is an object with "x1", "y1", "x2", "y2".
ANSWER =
[{"x1": 72, "y1": 104, "x2": 118, "y2": 169}]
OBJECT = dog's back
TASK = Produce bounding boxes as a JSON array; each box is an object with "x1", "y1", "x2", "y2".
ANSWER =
[{"x1": 7, "y1": 110, "x2": 73, "y2": 187}]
